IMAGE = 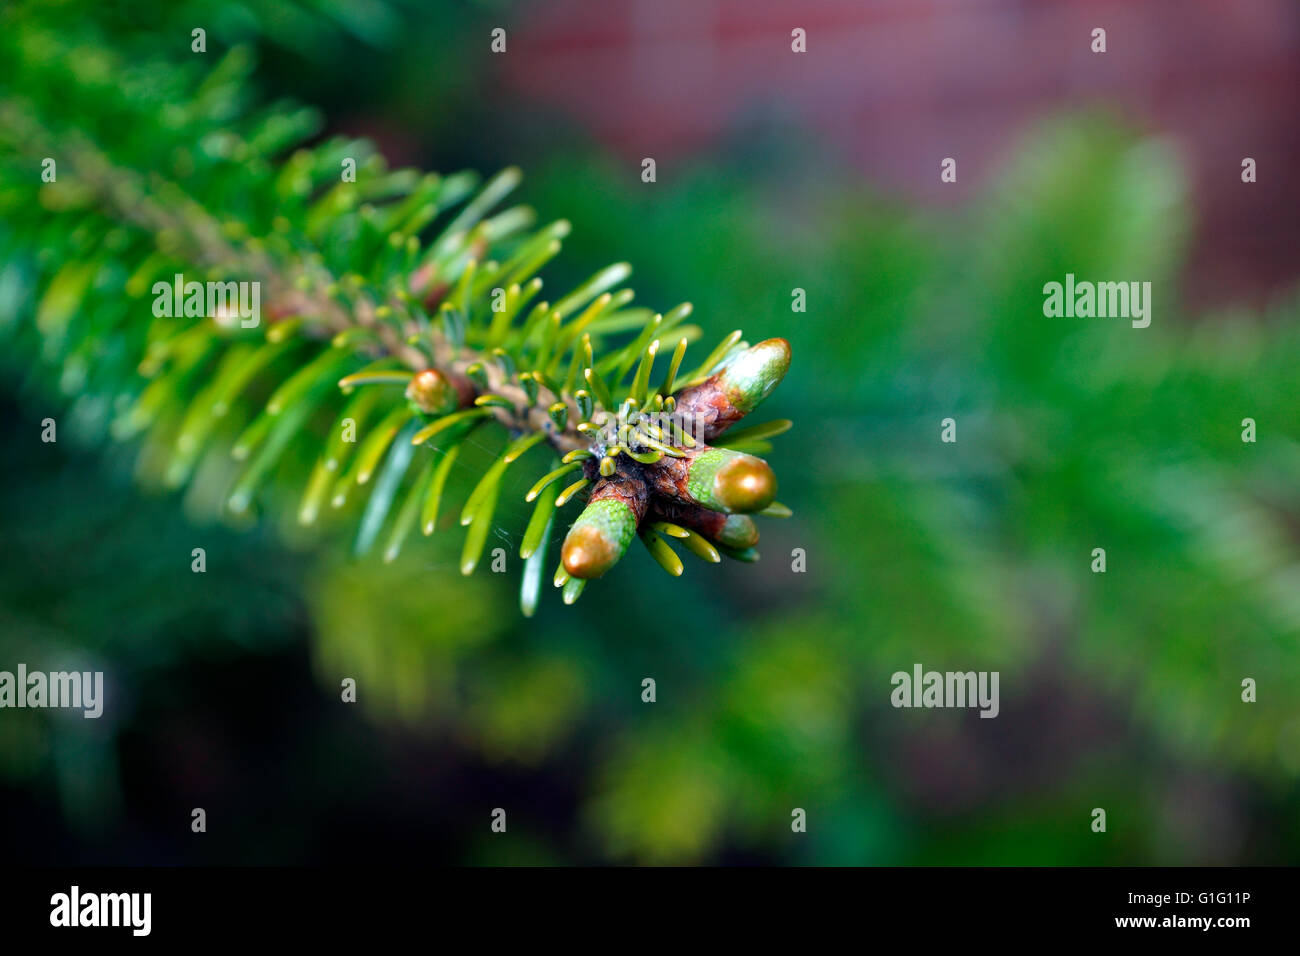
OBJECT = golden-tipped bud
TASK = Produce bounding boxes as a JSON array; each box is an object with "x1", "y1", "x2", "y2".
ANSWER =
[
  {"x1": 686, "y1": 448, "x2": 777, "y2": 514},
  {"x1": 405, "y1": 368, "x2": 457, "y2": 415},
  {"x1": 561, "y1": 498, "x2": 638, "y2": 579}
]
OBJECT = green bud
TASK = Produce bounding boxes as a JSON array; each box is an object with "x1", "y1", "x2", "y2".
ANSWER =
[
  {"x1": 717, "y1": 338, "x2": 790, "y2": 414},
  {"x1": 716, "y1": 514, "x2": 759, "y2": 549},
  {"x1": 686, "y1": 448, "x2": 777, "y2": 514},
  {"x1": 405, "y1": 368, "x2": 458, "y2": 415},
  {"x1": 562, "y1": 498, "x2": 638, "y2": 579}
]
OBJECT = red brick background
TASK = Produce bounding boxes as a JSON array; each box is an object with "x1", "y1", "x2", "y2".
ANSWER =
[{"x1": 496, "y1": 0, "x2": 1300, "y2": 308}]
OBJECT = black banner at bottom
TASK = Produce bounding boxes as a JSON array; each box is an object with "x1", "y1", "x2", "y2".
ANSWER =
[{"x1": 0, "y1": 866, "x2": 1289, "y2": 941}]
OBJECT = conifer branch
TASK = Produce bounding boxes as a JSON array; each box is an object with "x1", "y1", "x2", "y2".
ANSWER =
[{"x1": 0, "y1": 31, "x2": 794, "y2": 615}]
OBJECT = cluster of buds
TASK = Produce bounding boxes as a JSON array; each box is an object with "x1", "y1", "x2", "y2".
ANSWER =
[{"x1": 560, "y1": 338, "x2": 791, "y2": 579}]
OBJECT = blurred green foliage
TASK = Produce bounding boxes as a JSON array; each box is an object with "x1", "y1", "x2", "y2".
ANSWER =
[{"x1": 278, "y1": 114, "x2": 1300, "y2": 863}]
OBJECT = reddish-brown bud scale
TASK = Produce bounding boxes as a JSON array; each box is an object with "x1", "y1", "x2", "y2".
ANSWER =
[
  {"x1": 649, "y1": 500, "x2": 760, "y2": 549},
  {"x1": 673, "y1": 338, "x2": 791, "y2": 441}
]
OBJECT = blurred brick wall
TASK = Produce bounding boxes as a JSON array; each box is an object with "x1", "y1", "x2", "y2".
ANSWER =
[{"x1": 497, "y1": 0, "x2": 1300, "y2": 307}]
